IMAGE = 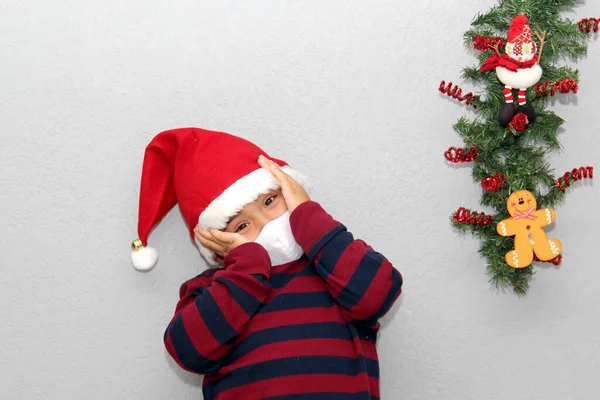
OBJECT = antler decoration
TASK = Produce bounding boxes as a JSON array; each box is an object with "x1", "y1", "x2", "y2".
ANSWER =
[
  {"x1": 490, "y1": 41, "x2": 502, "y2": 56},
  {"x1": 534, "y1": 29, "x2": 547, "y2": 63}
]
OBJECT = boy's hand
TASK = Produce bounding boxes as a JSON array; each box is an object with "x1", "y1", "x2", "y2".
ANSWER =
[
  {"x1": 258, "y1": 155, "x2": 310, "y2": 213},
  {"x1": 194, "y1": 226, "x2": 249, "y2": 260}
]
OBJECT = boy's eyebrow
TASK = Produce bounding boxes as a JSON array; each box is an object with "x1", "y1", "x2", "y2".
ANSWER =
[{"x1": 226, "y1": 213, "x2": 240, "y2": 226}]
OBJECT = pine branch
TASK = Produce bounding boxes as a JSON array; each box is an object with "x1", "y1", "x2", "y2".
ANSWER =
[
  {"x1": 472, "y1": 7, "x2": 508, "y2": 29},
  {"x1": 462, "y1": 66, "x2": 489, "y2": 83}
]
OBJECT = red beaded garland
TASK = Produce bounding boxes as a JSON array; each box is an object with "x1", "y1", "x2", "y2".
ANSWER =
[
  {"x1": 439, "y1": 81, "x2": 478, "y2": 108},
  {"x1": 481, "y1": 172, "x2": 507, "y2": 192},
  {"x1": 533, "y1": 254, "x2": 563, "y2": 266},
  {"x1": 453, "y1": 207, "x2": 493, "y2": 226},
  {"x1": 555, "y1": 166, "x2": 594, "y2": 192},
  {"x1": 579, "y1": 18, "x2": 599, "y2": 33},
  {"x1": 444, "y1": 146, "x2": 480, "y2": 163},
  {"x1": 534, "y1": 79, "x2": 579, "y2": 97},
  {"x1": 472, "y1": 35, "x2": 506, "y2": 51}
]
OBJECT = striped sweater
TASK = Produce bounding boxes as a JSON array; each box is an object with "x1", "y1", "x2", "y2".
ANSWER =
[{"x1": 164, "y1": 201, "x2": 403, "y2": 399}]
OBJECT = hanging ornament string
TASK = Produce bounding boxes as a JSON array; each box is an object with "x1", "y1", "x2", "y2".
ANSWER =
[
  {"x1": 533, "y1": 254, "x2": 563, "y2": 266},
  {"x1": 534, "y1": 79, "x2": 579, "y2": 97},
  {"x1": 481, "y1": 172, "x2": 507, "y2": 191},
  {"x1": 579, "y1": 18, "x2": 599, "y2": 33},
  {"x1": 555, "y1": 166, "x2": 594, "y2": 192},
  {"x1": 472, "y1": 35, "x2": 506, "y2": 51},
  {"x1": 444, "y1": 146, "x2": 480, "y2": 163},
  {"x1": 453, "y1": 207, "x2": 493, "y2": 226},
  {"x1": 439, "y1": 81, "x2": 479, "y2": 108}
]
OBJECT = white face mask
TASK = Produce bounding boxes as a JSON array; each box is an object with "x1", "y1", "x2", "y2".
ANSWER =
[{"x1": 254, "y1": 210, "x2": 304, "y2": 266}]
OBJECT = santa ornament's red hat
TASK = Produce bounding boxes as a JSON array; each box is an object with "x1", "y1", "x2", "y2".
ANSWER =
[
  {"x1": 130, "y1": 127, "x2": 306, "y2": 271},
  {"x1": 507, "y1": 14, "x2": 536, "y2": 48}
]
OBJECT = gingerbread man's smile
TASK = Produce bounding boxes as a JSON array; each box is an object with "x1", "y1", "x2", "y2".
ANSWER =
[{"x1": 513, "y1": 197, "x2": 532, "y2": 212}]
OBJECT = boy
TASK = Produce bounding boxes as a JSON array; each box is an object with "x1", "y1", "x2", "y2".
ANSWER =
[{"x1": 131, "y1": 127, "x2": 403, "y2": 399}]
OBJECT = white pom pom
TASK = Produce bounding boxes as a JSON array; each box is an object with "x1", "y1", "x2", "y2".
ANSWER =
[{"x1": 131, "y1": 246, "x2": 159, "y2": 271}]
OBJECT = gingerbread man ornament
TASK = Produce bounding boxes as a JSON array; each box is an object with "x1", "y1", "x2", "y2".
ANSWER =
[{"x1": 497, "y1": 190, "x2": 562, "y2": 268}]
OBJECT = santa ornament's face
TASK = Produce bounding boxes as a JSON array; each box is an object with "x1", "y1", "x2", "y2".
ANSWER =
[{"x1": 506, "y1": 41, "x2": 537, "y2": 62}]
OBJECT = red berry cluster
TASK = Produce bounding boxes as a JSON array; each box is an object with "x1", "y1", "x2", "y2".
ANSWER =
[{"x1": 508, "y1": 113, "x2": 529, "y2": 135}]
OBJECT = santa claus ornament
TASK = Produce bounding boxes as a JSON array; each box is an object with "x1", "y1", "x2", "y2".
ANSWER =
[{"x1": 481, "y1": 14, "x2": 546, "y2": 127}]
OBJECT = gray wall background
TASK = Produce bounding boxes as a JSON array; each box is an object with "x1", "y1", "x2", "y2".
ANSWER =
[{"x1": 1, "y1": 0, "x2": 599, "y2": 399}]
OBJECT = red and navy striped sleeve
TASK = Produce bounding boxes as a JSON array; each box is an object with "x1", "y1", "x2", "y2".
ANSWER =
[
  {"x1": 290, "y1": 201, "x2": 402, "y2": 325},
  {"x1": 164, "y1": 242, "x2": 272, "y2": 375}
]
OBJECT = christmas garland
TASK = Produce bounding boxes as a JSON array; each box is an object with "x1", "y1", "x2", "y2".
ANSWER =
[{"x1": 438, "y1": 1, "x2": 597, "y2": 295}]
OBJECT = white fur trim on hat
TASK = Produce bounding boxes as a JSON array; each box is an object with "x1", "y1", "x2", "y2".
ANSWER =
[{"x1": 195, "y1": 166, "x2": 307, "y2": 266}]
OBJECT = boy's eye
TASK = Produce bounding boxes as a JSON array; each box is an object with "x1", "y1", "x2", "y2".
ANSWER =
[
  {"x1": 265, "y1": 195, "x2": 276, "y2": 207},
  {"x1": 235, "y1": 223, "x2": 249, "y2": 233}
]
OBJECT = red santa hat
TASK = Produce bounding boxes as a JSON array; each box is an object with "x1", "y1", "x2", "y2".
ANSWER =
[
  {"x1": 506, "y1": 14, "x2": 537, "y2": 55},
  {"x1": 130, "y1": 127, "x2": 306, "y2": 271}
]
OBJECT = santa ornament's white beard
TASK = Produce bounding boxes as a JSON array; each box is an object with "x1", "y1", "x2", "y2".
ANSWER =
[{"x1": 254, "y1": 211, "x2": 304, "y2": 266}]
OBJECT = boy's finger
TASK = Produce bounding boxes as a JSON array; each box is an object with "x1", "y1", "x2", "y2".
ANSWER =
[
  {"x1": 195, "y1": 227, "x2": 225, "y2": 250},
  {"x1": 208, "y1": 228, "x2": 235, "y2": 245},
  {"x1": 257, "y1": 154, "x2": 271, "y2": 170},
  {"x1": 198, "y1": 226, "x2": 223, "y2": 237},
  {"x1": 258, "y1": 155, "x2": 290, "y2": 183},
  {"x1": 195, "y1": 226, "x2": 215, "y2": 242},
  {"x1": 196, "y1": 234, "x2": 225, "y2": 255},
  {"x1": 267, "y1": 159, "x2": 299, "y2": 187}
]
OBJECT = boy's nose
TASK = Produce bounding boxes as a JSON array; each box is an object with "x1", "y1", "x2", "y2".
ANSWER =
[{"x1": 255, "y1": 213, "x2": 276, "y2": 230}]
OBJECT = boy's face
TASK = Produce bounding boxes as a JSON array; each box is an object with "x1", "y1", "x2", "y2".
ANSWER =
[{"x1": 223, "y1": 189, "x2": 288, "y2": 241}]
